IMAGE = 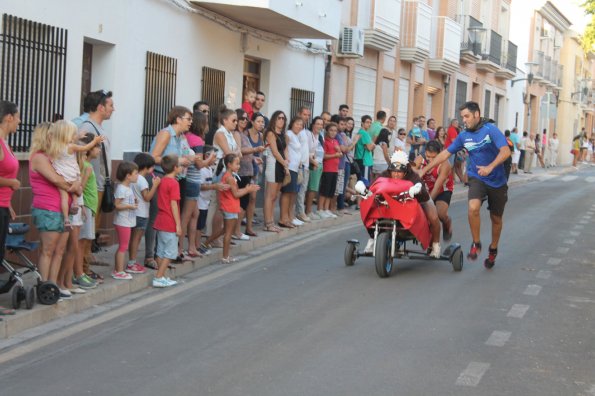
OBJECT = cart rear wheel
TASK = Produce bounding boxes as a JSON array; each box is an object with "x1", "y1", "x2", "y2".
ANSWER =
[
  {"x1": 11, "y1": 285, "x2": 23, "y2": 309},
  {"x1": 37, "y1": 282, "x2": 60, "y2": 305},
  {"x1": 451, "y1": 247, "x2": 463, "y2": 272},
  {"x1": 344, "y1": 243, "x2": 357, "y2": 266},
  {"x1": 375, "y1": 232, "x2": 393, "y2": 278},
  {"x1": 25, "y1": 286, "x2": 35, "y2": 309}
]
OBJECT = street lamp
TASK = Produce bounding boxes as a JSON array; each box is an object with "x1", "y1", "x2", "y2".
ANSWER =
[
  {"x1": 511, "y1": 62, "x2": 539, "y2": 87},
  {"x1": 467, "y1": 26, "x2": 486, "y2": 56}
]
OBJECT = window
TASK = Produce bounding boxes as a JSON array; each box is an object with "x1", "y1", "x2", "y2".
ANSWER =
[
  {"x1": 141, "y1": 52, "x2": 177, "y2": 151},
  {"x1": 201, "y1": 66, "x2": 225, "y2": 134},
  {"x1": 0, "y1": 14, "x2": 67, "y2": 152},
  {"x1": 290, "y1": 88, "x2": 315, "y2": 124},
  {"x1": 455, "y1": 80, "x2": 467, "y2": 120},
  {"x1": 484, "y1": 89, "x2": 491, "y2": 118}
]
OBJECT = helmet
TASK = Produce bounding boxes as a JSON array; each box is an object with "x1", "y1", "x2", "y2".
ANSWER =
[{"x1": 389, "y1": 150, "x2": 409, "y2": 171}]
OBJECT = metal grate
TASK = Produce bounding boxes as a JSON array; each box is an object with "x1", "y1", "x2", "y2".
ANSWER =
[
  {"x1": 505, "y1": 41, "x2": 517, "y2": 72},
  {"x1": 141, "y1": 51, "x2": 177, "y2": 151},
  {"x1": 454, "y1": 79, "x2": 467, "y2": 121},
  {"x1": 290, "y1": 88, "x2": 315, "y2": 124},
  {"x1": 483, "y1": 30, "x2": 502, "y2": 65},
  {"x1": 201, "y1": 66, "x2": 225, "y2": 137},
  {"x1": 484, "y1": 89, "x2": 491, "y2": 119},
  {"x1": 0, "y1": 14, "x2": 67, "y2": 152}
]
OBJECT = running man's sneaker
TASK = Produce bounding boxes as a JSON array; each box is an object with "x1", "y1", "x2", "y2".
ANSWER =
[
  {"x1": 74, "y1": 274, "x2": 97, "y2": 289},
  {"x1": 484, "y1": 247, "x2": 498, "y2": 269},
  {"x1": 430, "y1": 242, "x2": 441, "y2": 259},
  {"x1": 467, "y1": 242, "x2": 482, "y2": 261},
  {"x1": 111, "y1": 271, "x2": 133, "y2": 280},
  {"x1": 125, "y1": 263, "x2": 147, "y2": 274},
  {"x1": 153, "y1": 277, "x2": 177, "y2": 288}
]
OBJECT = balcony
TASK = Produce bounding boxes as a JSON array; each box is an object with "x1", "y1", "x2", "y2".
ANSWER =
[
  {"x1": 495, "y1": 40, "x2": 517, "y2": 80},
  {"x1": 476, "y1": 30, "x2": 502, "y2": 73},
  {"x1": 556, "y1": 64, "x2": 563, "y2": 89},
  {"x1": 190, "y1": 0, "x2": 340, "y2": 39},
  {"x1": 428, "y1": 17, "x2": 462, "y2": 75},
  {"x1": 544, "y1": 56, "x2": 556, "y2": 88},
  {"x1": 533, "y1": 51, "x2": 545, "y2": 82},
  {"x1": 358, "y1": 0, "x2": 402, "y2": 52},
  {"x1": 456, "y1": 15, "x2": 484, "y2": 64},
  {"x1": 400, "y1": 0, "x2": 432, "y2": 64}
]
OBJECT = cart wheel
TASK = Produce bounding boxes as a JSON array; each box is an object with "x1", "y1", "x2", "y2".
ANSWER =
[
  {"x1": 451, "y1": 247, "x2": 463, "y2": 272},
  {"x1": 37, "y1": 282, "x2": 60, "y2": 305},
  {"x1": 11, "y1": 285, "x2": 23, "y2": 309},
  {"x1": 344, "y1": 243, "x2": 357, "y2": 266},
  {"x1": 375, "y1": 232, "x2": 393, "y2": 278},
  {"x1": 25, "y1": 286, "x2": 35, "y2": 309}
]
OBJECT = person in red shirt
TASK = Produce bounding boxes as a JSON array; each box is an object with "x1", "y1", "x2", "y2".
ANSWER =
[
  {"x1": 153, "y1": 154, "x2": 182, "y2": 288},
  {"x1": 241, "y1": 88, "x2": 256, "y2": 121},
  {"x1": 445, "y1": 118, "x2": 467, "y2": 184},
  {"x1": 204, "y1": 154, "x2": 259, "y2": 263},
  {"x1": 318, "y1": 122, "x2": 342, "y2": 218}
]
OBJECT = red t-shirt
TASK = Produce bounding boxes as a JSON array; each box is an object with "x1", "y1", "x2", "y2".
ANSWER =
[
  {"x1": 323, "y1": 137, "x2": 340, "y2": 173},
  {"x1": 218, "y1": 171, "x2": 241, "y2": 213},
  {"x1": 445, "y1": 126, "x2": 458, "y2": 149},
  {"x1": 423, "y1": 163, "x2": 454, "y2": 194},
  {"x1": 241, "y1": 102, "x2": 254, "y2": 121},
  {"x1": 153, "y1": 176, "x2": 180, "y2": 232}
]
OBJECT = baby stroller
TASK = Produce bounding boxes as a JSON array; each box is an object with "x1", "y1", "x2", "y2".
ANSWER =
[
  {"x1": 344, "y1": 177, "x2": 463, "y2": 278},
  {"x1": 0, "y1": 223, "x2": 60, "y2": 308}
]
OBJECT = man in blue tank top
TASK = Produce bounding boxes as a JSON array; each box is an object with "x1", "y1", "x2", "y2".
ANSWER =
[{"x1": 418, "y1": 101, "x2": 511, "y2": 269}]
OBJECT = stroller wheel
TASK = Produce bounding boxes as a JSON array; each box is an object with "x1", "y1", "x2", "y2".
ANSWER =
[
  {"x1": 11, "y1": 285, "x2": 24, "y2": 309},
  {"x1": 25, "y1": 286, "x2": 35, "y2": 309},
  {"x1": 37, "y1": 282, "x2": 60, "y2": 305}
]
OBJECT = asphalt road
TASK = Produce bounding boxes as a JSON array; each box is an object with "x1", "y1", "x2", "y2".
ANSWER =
[{"x1": 0, "y1": 168, "x2": 594, "y2": 396}]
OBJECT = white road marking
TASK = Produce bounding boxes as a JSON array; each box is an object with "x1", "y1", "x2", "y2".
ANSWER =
[
  {"x1": 562, "y1": 175, "x2": 578, "y2": 182},
  {"x1": 523, "y1": 285, "x2": 542, "y2": 296},
  {"x1": 569, "y1": 231, "x2": 580, "y2": 237},
  {"x1": 456, "y1": 362, "x2": 491, "y2": 387},
  {"x1": 485, "y1": 331, "x2": 511, "y2": 347},
  {"x1": 587, "y1": 212, "x2": 594, "y2": 216},
  {"x1": 536, "y1": 270, "x2": 552, "y2": 279},
  {"x1": 548, "y1": 257, "x2": 562, "y2": 265},
  {"x1": 563, "y1": 239, "x2": 576, "y2": 245},
  {"x1": 574, "y1": 225, "x2": 584, "y2": 230},
  {"x1": 567, "y1": 296, "x2": 595, "y2": 304},
  {"x1": 556, "y1": 247, "x2": 569, "y2": 254},
  {"x1": 579, "y1": 220, "x2": 588, "y2": 224},
  {"x1": 583, "y1": 216, "x2": 592, "y2": 220},
  {"x1": 586, "y1": 384, "x2": 595, "y2": 395},
  {"x1": 507, "y1": 304, "x2": 530, "y2": 318},
  {"x1": 586, "y1": 176, "x2": 595, "y2": 183}
]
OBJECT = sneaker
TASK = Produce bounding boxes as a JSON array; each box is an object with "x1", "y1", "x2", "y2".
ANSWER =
[
  {"x1": 70, "y1": 287, "x2": 86, "y2": 294},
  {"x1": 111, "y1": 271, "x2": 133, "y2": 280},
  {"x1": 59, "y1": 289, "x2": 72, "y2": 299},
  {"x1": 467, "y1": 241, "x2": 482, "y2": 261},
  {"x1": 296, "y1": 214, "x2": 311, "y2": 223},
  {"x1": 309, "y1": 212, "x2": 321, "y2": 220},
  {"x1": 198, "y1": 246, "x2": 212, "y2": 256},
  {"x1": 74, "y1": 274, "x2": 97, "y2": 289},
  {"x1": 232, "y1": 233, "x2": 250, "y2": 241},
  {"x1": 221, "y1": 256, "x2": 239, "y2": 264},
  {"x1": 484, "y1": 247, "x2": 498, "y2": 269},
  {"x1": 364, "y1": 238, "x2": 375, "y2": 254},
  {"x1": 430, "y1": 242, "x2": 441, "y2": 259},
  {"x1": 292, "y1": 218, "x2": 304, "y2": 226},
  {"x1": 125, "y1": 263, "x2": 147, "y2": 274},
  {"x1": 319, "y1": 210, "x2": 332, "y2": 219},
  {"x1": 153, "y1": 277, "x2": 177, "y2": 288}
]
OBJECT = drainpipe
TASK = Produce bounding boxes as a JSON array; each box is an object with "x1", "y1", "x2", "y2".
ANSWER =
[
  {"x1": 443, "y1": 74, "x2": 451, "y2": 127},
  {"x1": 322, "y1": 42, "x2": 332, "y2": 112}
]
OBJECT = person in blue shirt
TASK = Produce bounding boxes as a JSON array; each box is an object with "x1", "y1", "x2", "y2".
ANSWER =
[{"x1": 418, "y1": 101, "x2": 510, "y2": 269}]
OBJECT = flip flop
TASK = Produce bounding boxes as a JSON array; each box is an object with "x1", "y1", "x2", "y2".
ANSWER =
[{"x1": 263, "y1": 223, "x2": 281, "y2": 233}]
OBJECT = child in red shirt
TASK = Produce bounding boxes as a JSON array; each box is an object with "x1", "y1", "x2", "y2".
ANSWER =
[
  {"x1": 241, "y1": 88, "x2": 256, "y2": 121},
  {"x1": 205, "y1": 154, "x2": 259, "y2": 263},
  {"x1": 152, "y1": 154, "x2": 182, "y2": 288},
  {"x1": 318, "y1": 122, "x2": 342, "y2": 217}
]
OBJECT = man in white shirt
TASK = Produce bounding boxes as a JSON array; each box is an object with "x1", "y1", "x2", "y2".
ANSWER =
[{"x1": 295, "y1": 106, "x2": 312, "y2": 224}]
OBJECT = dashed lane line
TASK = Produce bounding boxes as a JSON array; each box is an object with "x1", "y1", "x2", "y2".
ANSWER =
[
  {"x1": 536, "y1": 270, "x2": 552, "y2": 279},
  {"x1": 507, "y1": 304, "x2": 530, "y2": 318},
  {"x1": 563, "y1": 239, "x2": 576, "y2": 245},
  {"x1": 523, "y1": 285, "x2": 542, "y2": 296},
  {"x1": 548, "y1": 257, "x2": 562, "y2": 265},
  {"x1": 456, "y1": 362, "x2": 491, "y2": 387},
  {"x1": 574, "y1": 225, "x2": 585, "y2": 230},
  {"x1": 569, "y1": 231, "x2": 580, "y2": 237},
  {"x1": 485, "y1": 331, "x2": 511, "y2": 347},
  {"x1": 556, "y1": 247, "x2": 569, "y2": 254}
]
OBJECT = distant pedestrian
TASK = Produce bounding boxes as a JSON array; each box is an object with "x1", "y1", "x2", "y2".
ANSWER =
[
  {"x1": 524, "y1": 132, "x2": 536, "y2": 174},
  {"x1": 509, "y1": 128, "x2": 520, "y2": 174},
  {"x1": 519, "y1": 131, "x2": 528, "y2": 169},
  {"x1": 548, "y1": 132, "x2": 559, "y2": 167}
]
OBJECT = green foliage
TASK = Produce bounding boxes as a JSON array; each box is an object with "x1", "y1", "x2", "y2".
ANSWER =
[{"x1": 582, "y1": 2, "x2": 595, "y2": 53}]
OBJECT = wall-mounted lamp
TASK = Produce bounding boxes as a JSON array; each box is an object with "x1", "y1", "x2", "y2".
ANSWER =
[{"x1": 511, "y1": 61, "x2": 539, "y2": 87}]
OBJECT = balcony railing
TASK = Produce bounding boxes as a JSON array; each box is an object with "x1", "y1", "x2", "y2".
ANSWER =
[
  {"x1": 400, "y1": 0, "x2": 432, "y2": 64},
  {"x1": 456, "y1": 14, "x2": 484, "y2": 62},
  {"x1": 505, "y1": 41, "x2": 517, "y2": 72},
  {"x1": 482, "y1": 30, "x2": 502, "y2": 65},
  {"x1": 359, "y1": 0, "x2": 402, "y2": 51},
  {"x1": 428, "y1": 16, "x2": 462, "y2": 75},
  {"x1": 557, "y1": 64, "x2": 563, "y2": 87},
  {"x1": 544, "y1": 56, "x2": 552, "y2": 86},
  {"x1": 534, "y1": 50, "x2": 545, "y2": 80},
  {"x1": 495, "y1": 40, "x2": 516, "y2": 79}
]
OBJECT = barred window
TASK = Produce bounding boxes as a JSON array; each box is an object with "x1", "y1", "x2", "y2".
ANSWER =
[
  {"x1": 290, "y1": 88, "x2": 315, "y2": 124},
  {"x1": 201, "y1": 66, "x2": 225, "y2": 135}
]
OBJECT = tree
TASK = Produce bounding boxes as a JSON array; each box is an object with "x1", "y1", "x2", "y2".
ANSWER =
[{"x1": 583, "y1": 0, "x2": 595, "y2": 52}]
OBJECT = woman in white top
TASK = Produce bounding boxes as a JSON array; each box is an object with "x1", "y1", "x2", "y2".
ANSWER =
[
  {"x1": 547, "y1": 132, "x2": 559, "y2": 167},
  {"x1": 279, "y1": 117, "x2": 304, "y2": 228}
]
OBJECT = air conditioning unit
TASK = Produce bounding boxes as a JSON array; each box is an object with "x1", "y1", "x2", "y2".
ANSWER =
[{"x1": 337, "y1": 26, "x2": 364, "y2": 58}]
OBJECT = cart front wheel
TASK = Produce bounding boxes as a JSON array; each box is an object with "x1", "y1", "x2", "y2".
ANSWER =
[
  {"x1": 344, "y1": 243, "x2": 357, "y2": 266},
  {"x1": 25, "y1": 286, "x2": 35, "y2": 309},
  {"x1": 37, "y1": 282, "x2": 60, "y2": 305},
  {"x1": 375, "y1": 232, "x2": 393, "y2": 278},
  {"x1": 451, "y1": 247, "x2": 463, "y2": 272}
]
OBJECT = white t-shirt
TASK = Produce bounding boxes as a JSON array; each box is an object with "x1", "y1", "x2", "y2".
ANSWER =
[
  {"x1": 298, "y1": 129, "x2": 310, "y2": 166},
  {"x1": 286, "y1": 131, "x2": 302, "y2": 172},
  {"x1": 393, "y1": 136, "x2": 407, "y2": 152},
  {"x1": 198, "y1": 166, "x2": 214, "y2": 210},
  {"x1": 131, "y1": 175, "x2": 150, "y2": 218},
  {"x1": 113, "y1": 184, "x2": 136, "y2": 227}
]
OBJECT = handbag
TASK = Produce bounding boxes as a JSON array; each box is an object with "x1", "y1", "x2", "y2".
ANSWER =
[{"x1": 83, "y1": 121, "x2": 115, "y2": 212}]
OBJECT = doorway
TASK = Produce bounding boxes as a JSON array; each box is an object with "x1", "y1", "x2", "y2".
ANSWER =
[{"x1": 243, "y1": 57, "x2": 261, "y2": 102}]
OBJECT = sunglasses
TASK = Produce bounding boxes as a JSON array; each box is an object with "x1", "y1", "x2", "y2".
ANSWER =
[
  {"x1": 277, "y1": 116, "x2": 286, "y2": 120},
  {"x1": 239, "y1": 117, "x2": 248, "y2": 121}
]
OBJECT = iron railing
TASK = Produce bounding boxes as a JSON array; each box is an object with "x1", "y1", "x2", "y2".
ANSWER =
[
  {"x1": 0, "y1": 14, "x2": 67, "y2": 152},
  {"x1": 141, "y1": 52, "x2": 177, "y2": 152},
  {"x1": 504, "y1": 41, "x2": 517, "y2": 72},
  {"x1": 457, "y1": 15, "x2": 483, "y2": 56},
  {"x1": 290, "y1": 88, "x2": 315, "y2": 125},
  {"x1": 482, "y1": 30, "x2": 502, "y2": 65},
  {"x1": 544, "y1": 55, "x2": 552, "y2": 84},
  {"x1": 557, "y1": 64, "x2": 563, "y2": 87},
  {"x1": 534, "y1": 50, "x2": 544, "y2": 79},
  {"x1": 201, "y1": 66, "x2": 225, "y2": 138}
]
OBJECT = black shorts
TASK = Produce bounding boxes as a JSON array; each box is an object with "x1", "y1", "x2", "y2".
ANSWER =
[
  {"x1": 274, "y1": 161, "x2": 286, "y2": 184},
  {"x1": 468, "y1": 177, "x2": 508, "y2": 216},
  {"x1": 238, "y1": 176, "x2": 252, "y2": 210},
  {"x1": 434, "y1": 190, "x2": 452, "y2": 205},
  {"x1": 319, "y1": 172, "x2": 338, "y2": 198}
]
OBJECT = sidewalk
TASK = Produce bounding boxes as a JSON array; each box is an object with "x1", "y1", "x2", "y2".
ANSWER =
[{"x1": 0, "y1": 164, "x2": 579, "y2": 340}]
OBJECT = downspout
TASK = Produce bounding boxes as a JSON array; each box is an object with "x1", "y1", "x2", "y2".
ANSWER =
[{"x1": 323, "y1": 41, "x2": 332, "y2": 112}]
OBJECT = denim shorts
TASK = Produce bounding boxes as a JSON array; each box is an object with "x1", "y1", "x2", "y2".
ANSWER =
[
  {"x1": 185, "y1": 181, "x2": 200, "y2": 200},
  {"x1": 156, "y1": 231, "x2": 178, "y2": 260},
  {"x1": 222, "y1": 211, "x2": 239, "y2": 220},
  {"x1": 32, "y1": 208, "x2": 64, "y2": 233},
  {"x1": 134, "y1": 216, "x2": 148, "y2": 230}
]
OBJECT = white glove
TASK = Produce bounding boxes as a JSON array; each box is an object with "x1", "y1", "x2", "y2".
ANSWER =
[
  {"x1": 408, "y1": 183, "x2": 422, "y2": 197},
  {"x1": 354, "y1": 180, "x2": 367, "y2": 195}
]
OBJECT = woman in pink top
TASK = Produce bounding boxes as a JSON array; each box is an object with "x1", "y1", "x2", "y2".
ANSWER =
[
  {"x1": 29, "y1": 122, "x2": 81, "y2": 296},
  {"x1": 0, "y1": 101, "x2": 21, "y2": 313}
]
